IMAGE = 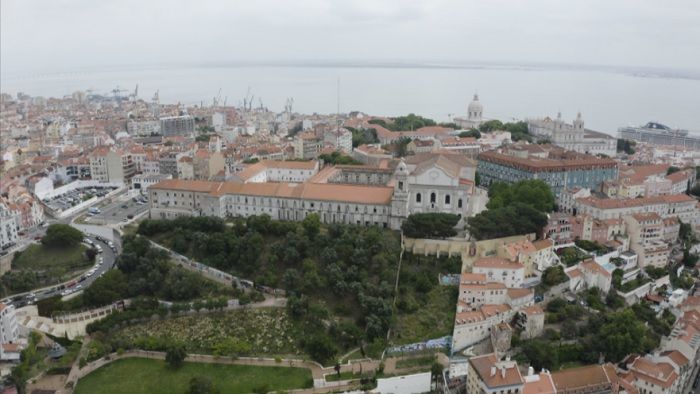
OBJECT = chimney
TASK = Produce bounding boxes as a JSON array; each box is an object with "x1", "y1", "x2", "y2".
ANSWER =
[
  {"x1": 501, "y1": 367, "x2": 506, "y2": 378},
  {"x1": 528, "y1": 366, "x2": 535, "y2": 376},
  {"x1": 491, "y1": 367, "x2": 497, "y2": 377}
]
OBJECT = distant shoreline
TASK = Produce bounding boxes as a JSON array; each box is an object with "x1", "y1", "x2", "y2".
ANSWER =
[{"x1": 2, "y1": 61, "x2": 699, "y2": 83}]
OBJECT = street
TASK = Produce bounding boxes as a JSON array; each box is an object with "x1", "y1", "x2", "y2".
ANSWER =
[{"x1": 2, "y1": 233, "x2": 120, "y2": 308}]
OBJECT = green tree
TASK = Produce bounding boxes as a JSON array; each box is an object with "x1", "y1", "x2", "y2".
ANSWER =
[
  {"x1": 466, "y1": 203, "x2": 547, "y2": 240},
  {"x1": 605, "y1": 291, "x2": 625, "y2": 309},
  {"x1": 187, "y1": 376, "x2": 220, "y2": 394},
  {"x1": 667, "y1": 166, "x2": 681, "y2": 175},
  {"x1": 347, "y1": 127, "x2": 379, "y2": 147},
  {"x1": 304, "y1": 334, "x2": 337, "y2": 364},
  {"x1": 645, "y1": 266, "x2": 668, "y2": 280},
  {"x1": 561, "y1": 320, "x2": 577, "y2": 339},
  {"x1": 459, "y1": 129, "x2": 481, "y2": 139},
  {"x1": 82, "y1": 270, "x2": 129, "y2": 307},
  {"x1": 302, "y1": 213, "x2": 321, "y2": 239},
  {"x1": 42, "y1": 224, "x2": 83, "y2": 248},
  {"x1": 431, "y1": 362, "x2": 444, "y2": 391},
  {"x1": 617, "y1": 139, "x2": 636, "y2": 155},
  {"x1": 401, "y1": 213, "x2": 460, "y2": 239},
  {"x1": 612, "y1": 269, "x2": 623, "y2": 289},
  {"x1": 478, "y1": 120, "x2": 504, "y2": 132},
  {"x1": 521, "y1": 339, "x2": 559, "y2": 370},
  {"x1": 487, "y1": 180, "x2": 555, "y2": 213},
  {"x1": 541, "y1": 266, "x2": 568, "y2": 287},
  {"x1": 369, "y1": 114, "x2": 437, "y2": 131},
  {"x1": 165, "y1": 343, "x2": 187, "y2": 369},
  {"x1": 595, "y1": 309, "x2": 655, "y2": 362},
  {"x1": 319, "y1": 151, "x2": 362, "y2": 165}
]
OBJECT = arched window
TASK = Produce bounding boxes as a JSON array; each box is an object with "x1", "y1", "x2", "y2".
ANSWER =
[
  {"x1": 430, "y1": 193, "x2": 436, "y2": 203},
  {"x1": 416, "y1": 193, "x2": 422, "y2": 203},
  {"x1": 445, "y1": 195, "x2": 451, "y2": 205}
]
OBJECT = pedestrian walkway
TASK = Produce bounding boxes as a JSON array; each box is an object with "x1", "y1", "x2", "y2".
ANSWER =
[{"x1": 15, "y1": 305, "x2": 98, "y2": 339}]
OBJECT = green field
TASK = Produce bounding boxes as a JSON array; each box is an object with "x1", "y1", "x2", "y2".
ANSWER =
[
  {"x1": 395, "y1": 355, "x2": 436, "y2": 369},
  {"x1": 74, "y1": 358, "x2": 313, "y2": 394},
  {"x1": 12, "y1": 243, "x2": 91, "y2": 282}
]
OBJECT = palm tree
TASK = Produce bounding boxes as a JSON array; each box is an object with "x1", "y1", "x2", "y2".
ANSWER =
[{"x1": 431, "y1": 362, "x2": 444, "y2": 392}]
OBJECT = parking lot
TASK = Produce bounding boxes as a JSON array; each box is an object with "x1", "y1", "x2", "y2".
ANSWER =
[
  {"x1": 86, "y1": 194, "x2": 149, "y2": 225},
  {"x1": 43, "y1": 185, "x2": 119, "y2": 213}
]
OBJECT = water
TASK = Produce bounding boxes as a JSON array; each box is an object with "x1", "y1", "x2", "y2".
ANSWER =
[{"x1": 2, "y1": 64, "x2": 699, "y2": 134}]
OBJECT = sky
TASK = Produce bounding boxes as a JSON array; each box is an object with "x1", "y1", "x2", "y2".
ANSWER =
[{"x1": 2, "y1": 0, "x2": 700, "y2": 76}]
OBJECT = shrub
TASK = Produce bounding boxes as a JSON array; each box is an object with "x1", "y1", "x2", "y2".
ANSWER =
[
  {"x1": 165, "y1": 343, "x2": 187, "y2": 369},
  {"x1": 42, "y1": 224, "x2": 83, "y2": 248}
]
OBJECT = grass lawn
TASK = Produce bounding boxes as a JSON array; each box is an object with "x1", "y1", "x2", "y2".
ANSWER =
[
  {"x1": 12, "y1": 243, "x2": 91, "y2": 284},
  {"x1": 395, "y1": 355, "x2": 436, "y2": 369},
  {"x1": 74, "y1": 358, "x2": 313, "y2": 394}
]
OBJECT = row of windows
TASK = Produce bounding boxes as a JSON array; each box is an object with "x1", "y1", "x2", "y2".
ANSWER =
[{"x1": 415, "y1": 192, "x2": 463, "y2": 208}]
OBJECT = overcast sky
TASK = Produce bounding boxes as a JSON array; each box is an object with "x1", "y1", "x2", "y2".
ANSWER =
[{"x1": 2, "y1": 0, "x2": 699, "y2": 76}]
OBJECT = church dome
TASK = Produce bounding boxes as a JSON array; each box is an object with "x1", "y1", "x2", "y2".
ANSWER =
[
  {"x1": 468, "y1": 94, "x2": 483, "y2": 113},
  {"x1": 467, "y1": 94, "x2": 483, "y2": 122}
]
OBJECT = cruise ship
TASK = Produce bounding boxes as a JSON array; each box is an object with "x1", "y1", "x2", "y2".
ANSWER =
[{"x1": 618, "y1": 121, "x2": 700, "y2": 149}]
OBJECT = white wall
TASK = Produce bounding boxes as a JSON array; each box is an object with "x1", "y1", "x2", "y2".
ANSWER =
[
  {"x1": 41, "y1": 180, "x2": 123, "y2": 201},
  {"x1": 376, "y1": 372, "x2": 432, "y2": 394}
]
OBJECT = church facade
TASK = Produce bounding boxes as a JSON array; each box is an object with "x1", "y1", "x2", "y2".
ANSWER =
[
  {"x1": 527, "y1": 112, "x2": 617, "y2": 156},
  {"x1": 148, "y1": 154, "x2": 488, "y2": 230}
]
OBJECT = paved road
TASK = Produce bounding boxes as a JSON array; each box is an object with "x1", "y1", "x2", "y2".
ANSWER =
[{"x1": 2, "y1": 234, "x2": 119, "y2": 308}]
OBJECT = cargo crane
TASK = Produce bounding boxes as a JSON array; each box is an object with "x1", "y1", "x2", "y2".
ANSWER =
[
  {"x1": 130, "y1": 84, "x2": 139, "y2": 100},
  {"x1": 242, "y1": 87, "x2": 254, "y2": 112},
  {"x1": 111, "y1": 86, "x2": 129, "y2": 98},
  {"x1": 212, "y1": 88, "x2": 223, "y2": 107}
]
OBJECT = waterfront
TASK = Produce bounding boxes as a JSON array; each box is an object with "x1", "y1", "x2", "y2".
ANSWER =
[{"x1": 2, "y1": 63, "x2": 699, "y2": 134}]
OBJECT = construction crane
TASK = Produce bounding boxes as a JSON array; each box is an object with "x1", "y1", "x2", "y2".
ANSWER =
[
  {"x1": 130, "y1": 84, "x2": 139, "y2": 100},
  {"x1": 284, "y1": 98, "x2": 294, "y2": 115},
  {"x1": 213, "y1": 88, "x2": 222, "y2": 107},
  {"x1": 111, "y1": 86, "x2": 129, "y2": 99},
  {"x1": 242, "y1": 87, "x2": 254, "y2": 112}
]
